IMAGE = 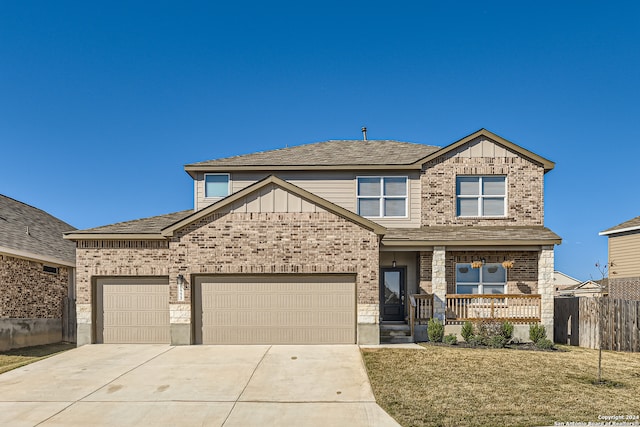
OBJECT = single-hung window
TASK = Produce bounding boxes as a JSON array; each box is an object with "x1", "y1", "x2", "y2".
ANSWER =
[
  {"x1": 456, "y1": 176, "x2": 506, "y2": 217},
  {"x1": 357, "y1": 176, "x2": 407, "y2": 217},
  {"x1": 204, "y1": 174, "x2": 230, "y2": 198},
  {"x1": 456, "y1": 263, "x2": 506, "y2": 294}
]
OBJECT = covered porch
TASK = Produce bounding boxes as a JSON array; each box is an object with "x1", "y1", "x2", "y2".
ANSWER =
[{"x1": 380, "y1": 225, "x2": 561, "y2": 342}]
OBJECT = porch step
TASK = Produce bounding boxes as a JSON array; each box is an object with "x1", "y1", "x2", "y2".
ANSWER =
[{"x1": 380, "y1": 323, "x2": 413, "y2": 344}]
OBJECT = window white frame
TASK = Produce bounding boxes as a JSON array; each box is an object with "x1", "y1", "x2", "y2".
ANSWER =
[
  {"x1": 356, "y1": 176, "x2": 408, "y2": 218},
  {"x1": 455, "y1": 263, "x2": 507, "y2": 294},
  {"x1": 204, "y1": 173, "x2": 230, "y2": 199},
  {"x1": 456, "y1": 176, "x2": 506, "y2": 217}
]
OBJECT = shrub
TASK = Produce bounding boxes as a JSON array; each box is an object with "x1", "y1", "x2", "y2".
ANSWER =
[
  {"x1": 461, "y1": 321, "x2": 474, "y2": 342},
  {"x1": 535, "y1": 338, "x2": 554, "y2": 350},
  {"x1": 500, "y1": 321, "x2": 514, "y2": 341},
  {"x1": 529, "y1": 324, "x2": 547, "y2": 343},
  {"x1": 427, "y1": 318, "x2": 444, "y2": 342},
  {"x1": 488, "y1": 335, "x2": 508, "y2": 348},
  {"x1": 444, "y1": 333, "x2": 458, "y2": 345}
]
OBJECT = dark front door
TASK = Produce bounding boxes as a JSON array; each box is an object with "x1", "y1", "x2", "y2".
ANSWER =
[{"x1": 381, "y1": 268, "x2": 405, "y2": 321}]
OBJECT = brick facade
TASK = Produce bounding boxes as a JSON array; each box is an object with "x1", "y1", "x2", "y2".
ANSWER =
[
  {"x1": 75, "y1": 240, "x2": 171, "y2": 305},
  {"x1": 74, "y1": 210, "x2": 380, "y2": 344},
  {"x1": 418, "y1": 250, "x2": 539, "y2": 295},
  {"x1": 421, "y1": 140, "x2": 545, "y2": 226},
  {"x1": 168, "y1": 212, "x2": 379, "y2": 305},
  {"x1": 0, "y1": 254, "x2": 69, "y2": 318},
  {"x1": 608, "y1": 277, "x2": 640, "y2": 301},
  {"x1": 445, "y1": 251, "x2": 539, "y2": 294}
]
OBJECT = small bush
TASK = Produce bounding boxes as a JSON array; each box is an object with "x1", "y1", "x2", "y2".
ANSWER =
[
  {"x1": 461, "y1": 321, "x2": 474, "y2": 342},
  {"x1": 488, "y1": 335, "x2": 508, "y2": 348},
  {"x1": 536, "y1": 338, "x2": 554, "y2": 350},
  {"x1": 500, "y1": 321, "x2": 514, "y2": 341},
  {"x1": 444, "y1": 333, "x2": 458, "y2": 345},
  {"x1": 427, "y1": 318, "x2": 444, "y2": 342},
  {"x1": 529, "y1": 324, "x2": 547, "y2": 343}
]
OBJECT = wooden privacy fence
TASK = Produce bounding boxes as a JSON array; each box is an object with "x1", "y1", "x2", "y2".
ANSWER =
[
  {"x1": 554, "y1": 297, "x2": 640, "y2": 352},
  {"x1": 62, "y1": 297, "x2": 77, "y2": 343}
]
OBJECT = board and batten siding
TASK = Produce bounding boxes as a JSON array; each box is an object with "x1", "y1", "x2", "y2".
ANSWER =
[
  {"x1": 609, "y1": 231, "x2": 640, "y2": 278},
  {"x1": 194, "y1": 170, "x2": 421, "y2": 228}
]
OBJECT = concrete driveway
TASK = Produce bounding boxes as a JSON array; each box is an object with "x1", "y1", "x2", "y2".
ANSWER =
[{"x1": 0, "y1": 344, "x2": 400, "y2": 426}]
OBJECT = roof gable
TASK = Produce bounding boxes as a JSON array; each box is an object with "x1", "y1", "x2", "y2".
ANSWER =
[
  {"x1": 413, "y1": 129, "x2": 555, "y2": 172},
  {"x1": 0, "y1": 194, "x2": 76, "y2": 265},
  {"x1": 162, "y1": 175, "x2": 386, "y2": 236}
]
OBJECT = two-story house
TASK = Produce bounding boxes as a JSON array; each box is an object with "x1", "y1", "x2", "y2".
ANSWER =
[
  {"x1": 65, "y1": 129, "x2": 561, "y2": 345},
  {"x1": 600, "y1": 216, "x2": 640, "y2": 300}
]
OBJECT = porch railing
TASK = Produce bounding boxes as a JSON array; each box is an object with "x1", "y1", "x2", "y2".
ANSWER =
[
  {"x1": 409, "y1": 294, "x2": 434, "y2": 339},
  {"x1": 445, "y1": 294, "x2": 541, "y2": 324}
]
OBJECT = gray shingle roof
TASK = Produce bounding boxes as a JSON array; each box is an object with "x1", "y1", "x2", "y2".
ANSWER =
[
  {"x1": 186, "y1": 140, "x2": 440, "y2": 168},
  {"x1": 383, "y1": 226, "x2": 561, "y2": 244},
  {"x1": 0, "y1": 195, "x2": 76, "y2": 264},
  {"x1": 601, "y1": 216, "x2": 640, "y2": 235},
  {"x1": 68, "y1": 210, "x2": 193, "y2": 235}
]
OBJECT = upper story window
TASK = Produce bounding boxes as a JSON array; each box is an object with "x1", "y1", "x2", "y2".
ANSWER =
[
  {"x1": 204, "y1": 174, "x2": 230, "y2": 198},
  {"x1": 357, "y1": 176, "x2": 407, "y2": 218},
  {"x1": 456, "y1": 176, "x2": 506, "y2": 217},
  {"x1": 456, "y1": 263, "x2": 506, "y2": 294}
]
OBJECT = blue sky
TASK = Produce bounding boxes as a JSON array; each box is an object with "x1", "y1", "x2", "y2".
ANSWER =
[{"x1": 1, "y1": 1, "x2": 638, "y2": 281}]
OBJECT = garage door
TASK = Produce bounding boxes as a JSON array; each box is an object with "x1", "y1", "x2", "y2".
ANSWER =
[
  {"x1": 195, "y1": 275, "x2": 356, "y2": 344},
  {"x1": 96, "y1": 278, "x2": 170, "y2": 344}
]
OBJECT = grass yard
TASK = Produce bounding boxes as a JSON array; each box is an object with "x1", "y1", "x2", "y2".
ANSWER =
[
  {"x1": 362, "y1": 345, "x2": 640, "y2": 427},
  {"x1": 0, "y1": 342, "x2": 75, "y2": 374}
]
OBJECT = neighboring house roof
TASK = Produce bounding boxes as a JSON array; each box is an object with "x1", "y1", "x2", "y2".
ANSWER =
[
  {"x1": 599, "y1": 215, "x2": 640, "y2": 236},
  {"x1": 382, "y1": 226, "x2": 561, "y2": 246},
  {"x1": 0, "y1": 194, "x2": 76, "y2": 266},
  {"x1": 557, "y1": 280, "x2": 603, "y2": 296},
  {"x1": 64, "y1": 210, "x2": 193, "y2": 240},
  {"x1": 554, "y1": 271, "x2": 582, "y2": 286},
  {"x1": 66, "y1": 176, "x2": 386, "y2": 239},
  {"x1": 184, "y1": 128, "x2": 555, "y2": 174}
]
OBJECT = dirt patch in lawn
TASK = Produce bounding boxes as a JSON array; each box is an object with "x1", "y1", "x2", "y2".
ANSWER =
[
  {"x1": 362, "y1": 345, "x2": 640, "y2": 427},
  {"x1": 0, "y1": 342, "x2": 75, "y2": 374}
]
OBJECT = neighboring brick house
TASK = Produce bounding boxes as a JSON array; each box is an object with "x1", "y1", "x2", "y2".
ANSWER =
[
  {"x1": 65, "y1": 129, "x2": 561, "y2": 345},
  {"x1": 0, "y1": 195, "x2": 76, "y2": 351},
  {"x1": 599, "y1": 216, "x2": 640, "y2": 300}
]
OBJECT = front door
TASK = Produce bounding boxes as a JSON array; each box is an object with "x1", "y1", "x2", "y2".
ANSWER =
[{"x1": 380, "y1": 268, "x2": 405, "y2": 321}]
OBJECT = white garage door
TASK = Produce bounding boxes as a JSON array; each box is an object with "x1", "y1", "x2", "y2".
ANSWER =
[
  {"x1": 195, "y1": 275, "x2": 356, "y2": 344},
  {"x1": 96, "y1": 278, "x2": 170, "y2": 344}
]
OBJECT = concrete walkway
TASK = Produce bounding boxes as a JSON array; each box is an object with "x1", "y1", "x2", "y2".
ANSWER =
[{"x1": 0, "y1": 344, "x2": 400, "y2": 426}]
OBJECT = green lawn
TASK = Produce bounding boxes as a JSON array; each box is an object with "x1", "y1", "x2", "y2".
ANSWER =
[
  {"x1": 362, "y1": 344, "x2": 640, "y2": 427},
  {"x1": 0, "y1": 342, "x2": 75, "y2": 374}
]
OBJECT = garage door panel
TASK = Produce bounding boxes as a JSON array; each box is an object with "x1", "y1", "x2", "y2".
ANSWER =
[
  {"x1": 98, "y1": 279, "x2": 170, "y2": 344},
  {"x1": 198, "y1": 276, "x2": 355, "y2": 344}
]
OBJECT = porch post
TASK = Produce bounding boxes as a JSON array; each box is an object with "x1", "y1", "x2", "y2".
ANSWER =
[
  {"x1": 538, "y1": 245, "x2": 554, "y2": 341},
  {"x1": 432, "y1": 246, "x2": 447, "y2": 322}
]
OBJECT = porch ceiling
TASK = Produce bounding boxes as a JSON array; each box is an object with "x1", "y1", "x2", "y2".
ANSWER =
[{"x1": 382, "y1": 226, "x2": 562, "y2": 247}]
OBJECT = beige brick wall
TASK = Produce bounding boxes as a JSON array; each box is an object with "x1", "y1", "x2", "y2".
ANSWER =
[
  {"x1": 0, "y1": 254, "x2": 69, "y2": 318},
  {"x1": 421, "y1": 149, "x2": 545, "y2": 226},
  {"x1": 74, "y1": 212, "x2": 380, "y2": 308},
  {"x1": 169, "y1": 212, "x2": 379, "y2": 305},
  {"x1": 75, "y1": 240, "x2": 170, "y2": 304},
  {"x1": 445, "y1": 251, "x2": 539, "y2": 294}
]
